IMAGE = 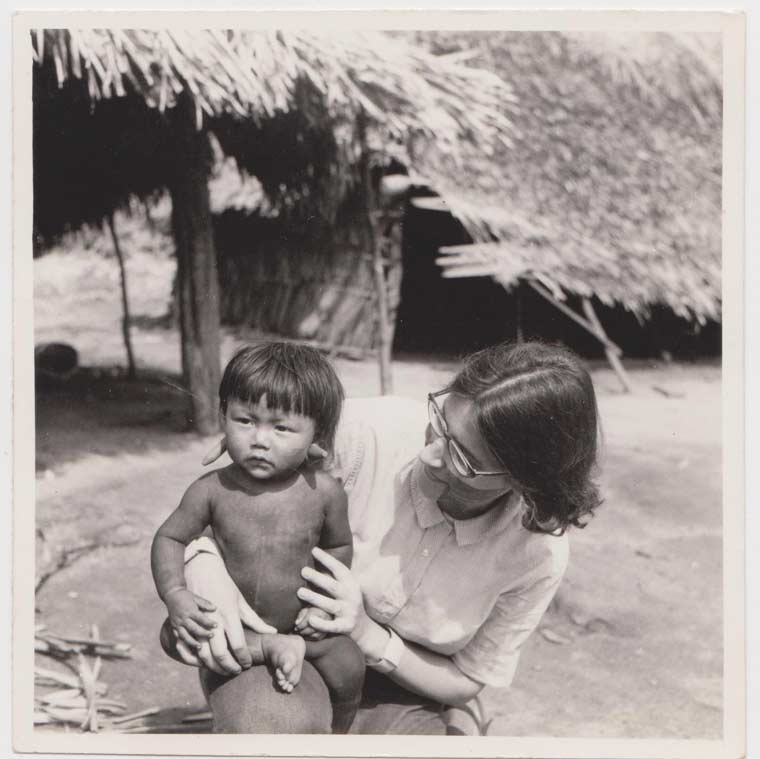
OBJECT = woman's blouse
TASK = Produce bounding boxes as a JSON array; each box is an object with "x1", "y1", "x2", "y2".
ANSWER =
[{"x1": 329, "y1": 395, "x2": 569, "y2": 689}]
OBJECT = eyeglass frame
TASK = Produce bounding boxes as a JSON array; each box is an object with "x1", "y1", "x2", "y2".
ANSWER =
[{"x1": 427, "y1": 390, "x2": 512, "y2": 479}]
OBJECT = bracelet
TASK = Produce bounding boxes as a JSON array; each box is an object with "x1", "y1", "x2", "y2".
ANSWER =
[
  {"x1": 164, "y1": 586, "x2": 186, "y2": 598},
  {"x1": 366, "y1": 626, "x2": 405, "y2": 674}
]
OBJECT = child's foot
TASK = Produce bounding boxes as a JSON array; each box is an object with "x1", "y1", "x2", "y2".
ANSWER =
[{"x1": 261, "y1": 634, "x2": 306, "y2": 693}]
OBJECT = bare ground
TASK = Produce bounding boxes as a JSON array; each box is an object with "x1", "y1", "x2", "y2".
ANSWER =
[{"x1": 32, "y1": 248, "x2": 723, "y2": 738}]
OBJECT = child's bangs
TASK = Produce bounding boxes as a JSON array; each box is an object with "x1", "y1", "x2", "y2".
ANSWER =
[{"x1": 230, "y1": 359, "x2": 313, "y2": 419}]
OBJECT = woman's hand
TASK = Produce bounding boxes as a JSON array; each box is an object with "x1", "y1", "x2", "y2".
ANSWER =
[
  {"x1": 183, "y1": 551, "x2": 277, "y2": 675},
  {"x1": 296, "y1": 547, "x2": 369, "y2": 640}
]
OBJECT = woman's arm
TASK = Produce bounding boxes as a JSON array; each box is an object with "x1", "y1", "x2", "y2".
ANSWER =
[
  {"x1": 354, "y1": 614, "x2": 484, "y2": 706},
  {"x1": 297, "y1": 548, "x2": 484, "y2": 706},
  {"x1": 180, "y1": 544, "x2": 277, "y2": 675}
]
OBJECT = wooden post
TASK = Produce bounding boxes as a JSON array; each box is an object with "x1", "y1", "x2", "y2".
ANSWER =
[
  {"x1": 107, "y1": 213, "x2": 137, "y2": 381},
  {"x1": 516, "y1": 285, "x2": 524, "y2": 343},
  {"x1": 528, "y1": 281, "x2": 631, "y2": 392},
  {"x1": 358, "y1": 113, "x2": 393, "y2": 395},
  {"x1": 371, "y1": 218, "x2": 394, "y2": 395},
  {"x1": 168, "y1": 94, "x2": 222, "y2": 434},
  {"x1": 382, "y1": 209, "x2": 404, "y2": 351},
  {"x1": 581, "y1": 298, "x2": 632, "y2": 393},
  {"x1": 528, "y1": 281, "x2": 622, "y2": 355}
]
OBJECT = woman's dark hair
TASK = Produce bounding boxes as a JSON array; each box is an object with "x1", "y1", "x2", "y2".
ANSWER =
[
  {"x1": 447, "y1": 340, "x2": 602, "y2": 535},
  {"x1": 219, "y1": 342, "x2": 344, "y2": 453}
]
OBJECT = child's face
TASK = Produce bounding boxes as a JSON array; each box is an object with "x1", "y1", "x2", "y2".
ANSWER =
[{"x1": 221, "y1": 395, "x2": 316, "y2": 481}]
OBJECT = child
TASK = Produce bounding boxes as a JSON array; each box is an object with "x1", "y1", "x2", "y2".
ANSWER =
[{"x1": 151, "y1": 342, "x2": 364, "y2": 733}]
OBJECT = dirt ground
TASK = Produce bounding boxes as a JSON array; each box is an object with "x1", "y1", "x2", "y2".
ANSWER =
[{"x1": 31, "y1": 248, "x2": 723, "y2": 738}]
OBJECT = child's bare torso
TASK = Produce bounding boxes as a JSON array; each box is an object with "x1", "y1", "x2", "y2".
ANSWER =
[{"x1": 209, "y1": 465, "x2": 328, "y2": 632}]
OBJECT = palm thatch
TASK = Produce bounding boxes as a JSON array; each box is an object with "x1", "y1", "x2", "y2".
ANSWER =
[
  {"x1": 33, "y1": 29, "x2": 515, "y2": 137},
  {"x1": 407, "y1": 31, "x2": 722, "y2": 325},
  {"x1": 33, "y1": 28, "x2": 517, "y2": 233}
]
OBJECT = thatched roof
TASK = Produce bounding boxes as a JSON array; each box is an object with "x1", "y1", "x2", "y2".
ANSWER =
[
  {"x1": 409, "y1": 31, "x2": 722, "y2": 324},
  {"x1": 33, "y1": 29, "x2": 721, "y2": 326},
  {"x1": 32, "y1": 28, "x2": 517, "y2": 238}
]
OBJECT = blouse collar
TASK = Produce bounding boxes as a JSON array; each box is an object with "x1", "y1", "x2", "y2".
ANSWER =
[{"x1": 410, "y1": 460, "x2": 523, "y2": 546}]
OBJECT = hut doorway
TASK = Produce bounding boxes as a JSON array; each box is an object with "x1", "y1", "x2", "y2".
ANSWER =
[
  {"x1": 393, "y1": 203, "x2": 517, "y2": 356},
  {"x1": 391, "y1": 202, "x2": 721, "y2": 361}
]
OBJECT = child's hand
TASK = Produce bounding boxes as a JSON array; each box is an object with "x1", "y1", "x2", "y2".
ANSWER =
[
  {"x1": 165, "y1": 588, "x2": 218, "y2": 649},
  {"x1": 294, "y1": 607, "x2": 331, "y2": 641}
]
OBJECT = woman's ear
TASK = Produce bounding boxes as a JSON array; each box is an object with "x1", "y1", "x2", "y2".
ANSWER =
[{"x1": 307, "y1": 443, "x2": 328, "y2": 461}]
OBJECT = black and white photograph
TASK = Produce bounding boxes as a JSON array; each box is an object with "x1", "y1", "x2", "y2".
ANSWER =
[{"x1": 11, "y1": 10, "x2": 745, "y2": 757}]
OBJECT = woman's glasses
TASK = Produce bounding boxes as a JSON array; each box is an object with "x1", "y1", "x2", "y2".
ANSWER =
[{"x1": 427, "y1": 390, "x2": 511, "y2": 479}]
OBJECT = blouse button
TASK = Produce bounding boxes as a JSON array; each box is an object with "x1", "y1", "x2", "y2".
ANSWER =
[{"x1": 421, "y1": 549, "x2": 430, "y2": 557}]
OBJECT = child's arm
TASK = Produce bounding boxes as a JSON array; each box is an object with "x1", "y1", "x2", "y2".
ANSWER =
[
  {"x1": 295, "y1": 478, "x2": 352, "y2": 640},
  {"x1": 319, "y1": 478, "x2": 353, "y2": 567},
  {"x1": 151, "y1": 478, "x2": 218, "y2": 648}
]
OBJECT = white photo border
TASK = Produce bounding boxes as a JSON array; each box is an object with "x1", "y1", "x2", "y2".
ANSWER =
[{"x1": 10, "y1": 8, "x2": 747, "y2": 758}]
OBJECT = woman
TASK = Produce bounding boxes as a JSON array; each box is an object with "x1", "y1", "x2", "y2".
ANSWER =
[{"x1": 169, "y1": 340, "x2": 602, "y2": 734}]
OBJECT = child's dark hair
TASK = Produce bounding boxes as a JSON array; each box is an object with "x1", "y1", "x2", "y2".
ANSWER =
[
  {"x1": 447, "y1": 340, "x2": 602, "y2": 535},
  {"x1": 219, "y1": 342, "x2": 344, "y2": 454}
]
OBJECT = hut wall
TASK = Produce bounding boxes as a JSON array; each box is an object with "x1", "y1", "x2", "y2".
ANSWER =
[{"x1": 214, "y1": 209, "x2": 399, "y2": 352}]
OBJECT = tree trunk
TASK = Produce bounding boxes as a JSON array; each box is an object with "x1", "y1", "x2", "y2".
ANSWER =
[
  {"x1": 107, "y1": 213, "x2": 137, "y2": 380},
  {"x1": 167, "y1": 95, "x2": 221, "y2": 434}
]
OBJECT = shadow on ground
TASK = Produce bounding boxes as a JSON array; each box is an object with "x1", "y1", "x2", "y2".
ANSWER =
[{"x1": 35, "y1": 368, "x2": 197, "y2": 473}]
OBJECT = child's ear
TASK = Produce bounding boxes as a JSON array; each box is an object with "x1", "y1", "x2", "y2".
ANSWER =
[
  {"x1": 307, "y1": 443, "x2": 328, "y2": 461},
  {"x1": 202, "y1": 437, "x2": 227, "y2": 466}
]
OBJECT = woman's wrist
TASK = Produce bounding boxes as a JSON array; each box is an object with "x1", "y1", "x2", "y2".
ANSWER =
[{"x1": 352, "y1": 612, "x2": 391, "y2": 662}]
